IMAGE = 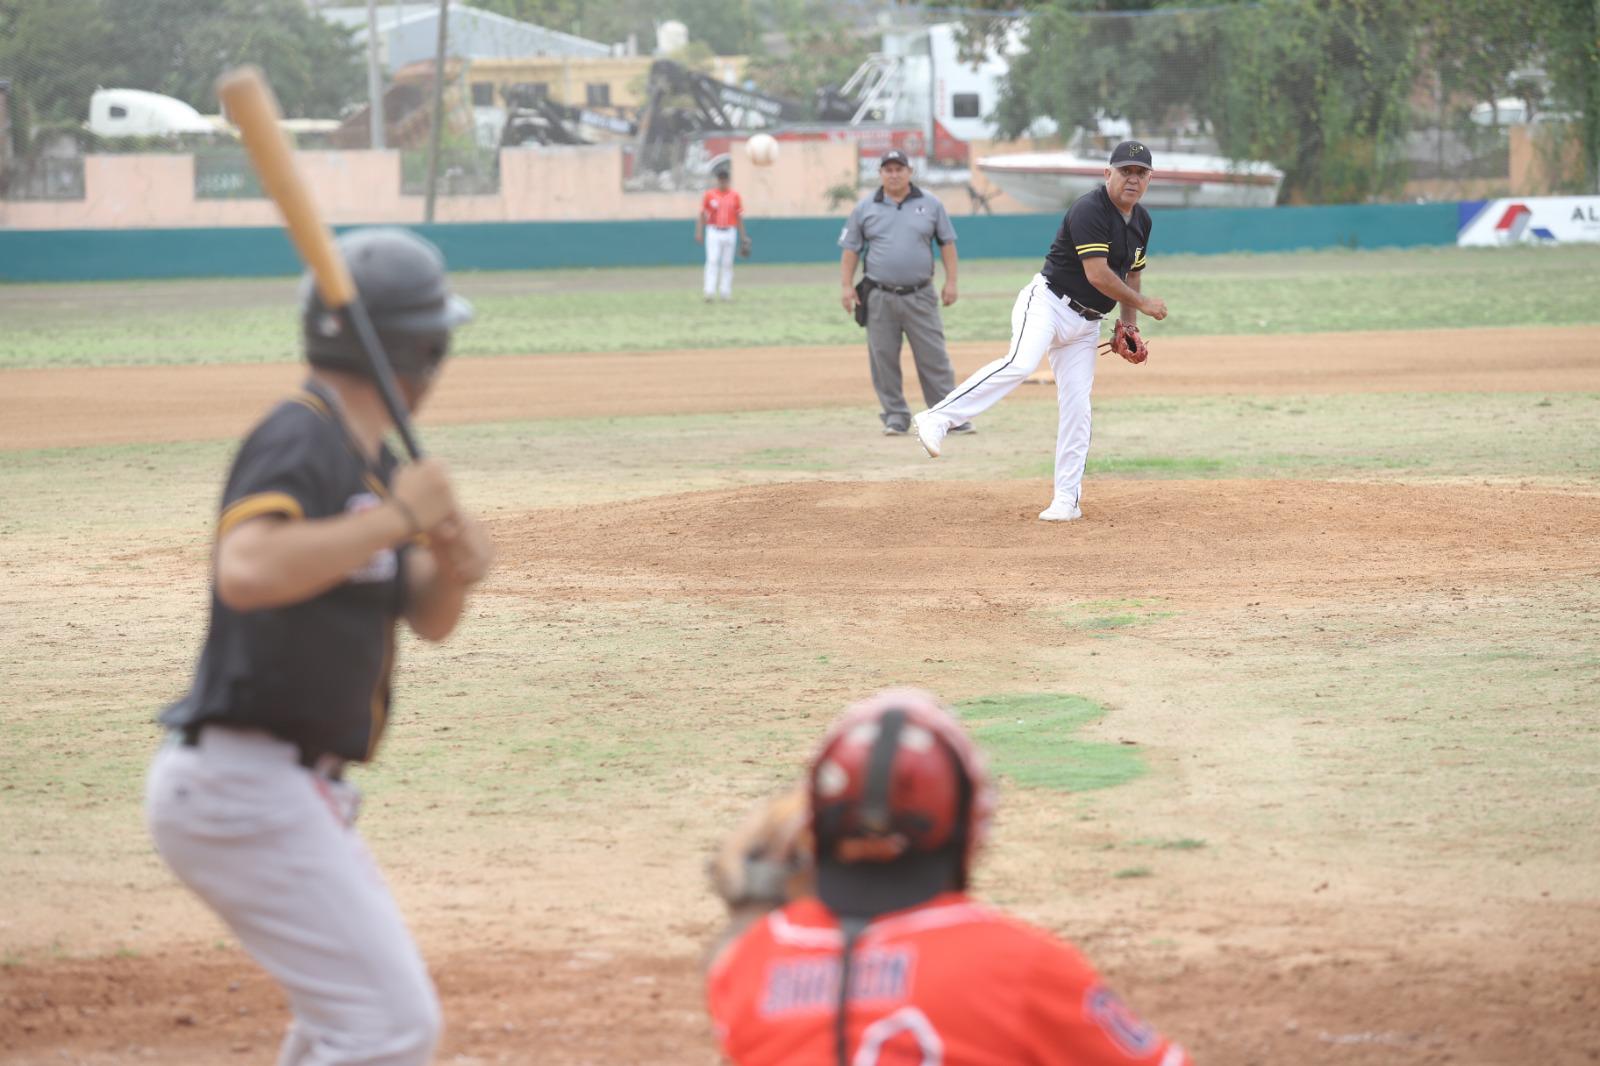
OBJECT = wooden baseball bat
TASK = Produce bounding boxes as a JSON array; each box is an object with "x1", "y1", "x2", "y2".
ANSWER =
[{"x1": 216, "y1": 65, "x2": 424, "y2": 459}]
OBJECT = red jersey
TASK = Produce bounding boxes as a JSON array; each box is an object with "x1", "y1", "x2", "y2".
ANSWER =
[
  {"x1": 702, "y1": 188, "x2": 743, "y2": 228},
  {"x1": 707, "y1": 894, "x2": 1190, "y2": 1066}
]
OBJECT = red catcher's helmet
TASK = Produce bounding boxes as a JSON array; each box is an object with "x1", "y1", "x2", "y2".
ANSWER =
[{"x1": 808, "y1": 689, "x2": 995, "y2": 917}]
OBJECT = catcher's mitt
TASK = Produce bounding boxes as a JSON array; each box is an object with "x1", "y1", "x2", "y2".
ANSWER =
[
  {"x1": 1110, "y1": 320, "x2": 1149, "y2": 364},
  {"x1": 738, "y1": 234, "x2": 753, "y2": 259},
  {"x1": 708, "y1": 786, "x2": 814, "y2": 913}
]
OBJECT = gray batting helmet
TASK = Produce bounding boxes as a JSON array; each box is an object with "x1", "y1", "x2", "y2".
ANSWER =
[{"x1": 301, "y1": 227, "x2": 473, "y2": 379}]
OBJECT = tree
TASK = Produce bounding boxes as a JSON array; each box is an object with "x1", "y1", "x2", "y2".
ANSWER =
[
  {"x1": 1534, "y1": 0, "x2": 1600, "y2": 191},
  {"x1": 0, "y1": 0, "x2": 363, "y2": 142},
  {"x1": 742, "y1": 0, "x2": 867, "y2": 106},
  {"x1": 0, "y1": 0, "x2": 118, "y2": 146},
  {"x1": 1208, "y1": 0, "x2": 1419, "y2": 203},
  {"x1": 660, "y1": 0, "x2": 758, "y2": 57},
  {"x1": 972, "y1": 0, "x2": 1425, "y2": 203},
  {"x1": 108, "y1": 0, "x2": 364, "y2": 117}
]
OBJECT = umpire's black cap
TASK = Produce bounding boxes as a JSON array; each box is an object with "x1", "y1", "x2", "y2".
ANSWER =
[
  {"x1": 879, "y1": 149, "x2": 910, "y2": 168},
  {"x1": 1108, "y1": 140, "x2": 1154, "y2": 169}
]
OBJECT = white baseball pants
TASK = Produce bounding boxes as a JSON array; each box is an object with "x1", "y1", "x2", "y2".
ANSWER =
[
  {"x1": 927, "y1": 274, "x2": 1103, "y2": 509},
  {"x1": 704, "y1": 225, "x2": 738, "y2": 298},
  {"x1": 146, "y1": 728, "x2": 440, "y2": 1066}
]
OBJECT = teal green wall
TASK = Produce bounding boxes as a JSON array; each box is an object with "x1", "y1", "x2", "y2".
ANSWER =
[{"x1": 0, "y1": 203, "x2": 1461, "y2": 283}]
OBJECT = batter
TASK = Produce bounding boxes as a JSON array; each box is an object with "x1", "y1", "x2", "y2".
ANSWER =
[{"x1": 145, "y1": 228, "x2": 492, "y2": 1066}]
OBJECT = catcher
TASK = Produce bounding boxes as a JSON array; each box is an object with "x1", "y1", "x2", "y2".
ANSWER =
[
  {"x1": 707, "y1": 689, "x2": 1192, "y2": 1066},
  {"x1": 912, "y1": 140, "x2": 1165, "y2": 522}
]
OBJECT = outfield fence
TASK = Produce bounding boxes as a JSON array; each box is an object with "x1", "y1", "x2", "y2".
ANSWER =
[{"x1": 0, "y1": 201, "x2": 1479, "y2": 284}]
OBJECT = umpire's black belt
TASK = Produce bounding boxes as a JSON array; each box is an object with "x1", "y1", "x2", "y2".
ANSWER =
[
  {"x1": 868, "y1": 278, "x2": 930, "y2": 296},
  {"x1": 1044, "y1": 278, "x2": 1105, "y2": 320},
  {"x1": 181, "y1": 723, "x2": 345, "y2": 779}
]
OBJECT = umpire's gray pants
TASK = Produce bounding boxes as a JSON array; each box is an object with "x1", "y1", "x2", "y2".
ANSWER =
[{"x1": 866, "y1": 283, "x2": 956, "y2": 427}]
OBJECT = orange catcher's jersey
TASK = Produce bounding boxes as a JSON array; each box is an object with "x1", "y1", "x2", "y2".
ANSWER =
[
  {"x1": 702, "y1": 188, "x2": 743, "y2": 228},
  {"x1": 707, "y1": 894, "x2": 1191, "y2": 1066}
]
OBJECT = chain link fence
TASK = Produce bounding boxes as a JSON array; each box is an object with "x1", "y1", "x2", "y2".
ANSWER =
[
  {"x1": 976, "y1": 2, "x2": 1588, "y2": 205},
  {"x1": 2, "y1": 2, "x2": 1592, "y2": 212}
]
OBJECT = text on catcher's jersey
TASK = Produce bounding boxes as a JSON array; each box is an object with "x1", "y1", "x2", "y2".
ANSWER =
[
  {"x1": 708, "y1": 894, "x2": 1191, "y2": 1066},
  {"x1": 161, "y1": 380, "x2": 409, "y2": 763},
  {"x1": 1041, "y1": 186, "x2": 1153, "y2": 316}
]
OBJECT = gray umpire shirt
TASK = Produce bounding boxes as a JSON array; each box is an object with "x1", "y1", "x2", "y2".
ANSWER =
[{"x1": 838, "y1": 184, "x2": 957, "y2": 288}]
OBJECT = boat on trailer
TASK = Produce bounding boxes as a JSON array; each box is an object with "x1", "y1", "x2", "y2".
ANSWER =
[{"x1": 977, "y1": 147, "x2": 1284, "y2": 210}]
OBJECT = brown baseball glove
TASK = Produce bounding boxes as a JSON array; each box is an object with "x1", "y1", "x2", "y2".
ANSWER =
[
  {"x1": 708, "y1": 786, "x2": 814, "y2": 913},
  {"x1": 738, "y1": 234, "x2": 752, "y2": 259},
  {"x1": 1110, "y1": 320, "x2": 1150, "y2": 364}
]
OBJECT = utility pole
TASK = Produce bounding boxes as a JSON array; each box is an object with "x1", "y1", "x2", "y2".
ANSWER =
[
  {"x1": 424, "y1": 0, "x2": 450, "y2": 223},
  {"x1": 365, "y1": 0, "x2": 385, "y2": 149}
]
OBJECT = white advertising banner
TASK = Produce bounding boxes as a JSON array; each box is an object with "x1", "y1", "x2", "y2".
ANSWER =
[{"x1": 1457, "y1": 196, "x2": 1600, "y2": 246}]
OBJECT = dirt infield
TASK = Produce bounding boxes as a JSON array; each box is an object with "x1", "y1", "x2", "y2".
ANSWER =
[
  {"x1": 3, "y1": 325, "x2": 1598, "y2": 450},
  {"x1": 3, "y1": 326, "x2": 1599, "y2": 1065}
]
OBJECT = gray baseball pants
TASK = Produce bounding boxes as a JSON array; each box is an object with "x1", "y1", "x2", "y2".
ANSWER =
[
  {"x1": 146, "y1": 728, "x2": 441, "y2": 1066},
  {"x1": 866, "y1": 283, "x2": 956, "y2": 428}
]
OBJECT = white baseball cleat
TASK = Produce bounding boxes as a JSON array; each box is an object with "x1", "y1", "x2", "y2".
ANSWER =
[
  {"x1": 1038, "y1": 501, "x2": 1083, "y2": 522},
  {"x1": 912, "y1": 411, "x2": 947, "y2": 458}
]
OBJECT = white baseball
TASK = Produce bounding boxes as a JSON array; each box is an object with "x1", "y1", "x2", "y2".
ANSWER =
[{"x1": 746, "y1": 133, "x2": 779, "y2": 167}]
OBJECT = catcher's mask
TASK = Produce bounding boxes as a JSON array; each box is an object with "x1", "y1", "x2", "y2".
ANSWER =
[
  {"x1": 809, "y1": 688, "x2": 995, "y2": 919},
  {"x1": 301, "y1": 227, "x2": 473, "y2": 382}
]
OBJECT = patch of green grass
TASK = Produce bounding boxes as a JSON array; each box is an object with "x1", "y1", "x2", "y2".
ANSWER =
[
  {"x1": 1054, "y1": 600, "x2": 1175, "y2": 633},
  {"x1": 5, "y1": 245, "x2": 1598, "y2": 368},
  {"x1": 955, "y1": 693, "x2": 1145, "y2": 793},
  {"x1": 1143, "y1": 837, "x2": 1207, "y2": 851},
  {"x1": 739, "y1": 446, "x2": 837, "y2": 471},
  {"x1": 1113, "y1": 866, "x2": 1154, "y2": 879},
  {"x1": 1016, "y1": 454, "x2": 1232, "y2": 480},
  {"x1": 1092, "y1": 456, "x2": 1228, "y2": 476}
]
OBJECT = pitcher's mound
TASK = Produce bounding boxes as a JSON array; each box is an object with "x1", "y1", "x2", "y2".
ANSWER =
[{"x1": 506, "y1": 479, "x2": 1600, "y2": 605}]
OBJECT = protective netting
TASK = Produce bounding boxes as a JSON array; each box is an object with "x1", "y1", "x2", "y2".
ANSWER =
[
  {"x1": 974, "y1": 1, "x2": 1594, "y2": 204},
  {"x1": 1, "y1": 1, "x2": 1593, "y2": 210}
]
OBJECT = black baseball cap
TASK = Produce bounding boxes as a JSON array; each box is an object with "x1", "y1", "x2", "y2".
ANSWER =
[
  {"x1": 1109, "y1": 140, "x2": 1154, "y2": 169},
  {"x1": 713, "y1": 163, "x2": 731, "y2": 178},
  {"x1": 880, "y1": 149, "x2": 910, "y2": 168}
]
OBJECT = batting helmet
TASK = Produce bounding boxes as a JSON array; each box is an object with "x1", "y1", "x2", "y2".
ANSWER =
[
  {"x1": 808, "y1": 688, "x2": 995, "y2": 919},
  {"x1": 301, "y1": 227, "x2": 473, "y2": 380}
]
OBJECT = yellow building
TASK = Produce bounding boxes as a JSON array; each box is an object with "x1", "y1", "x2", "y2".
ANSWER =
[{"x1": 466, "y1": 54, "x2": 747, "y2": 115}]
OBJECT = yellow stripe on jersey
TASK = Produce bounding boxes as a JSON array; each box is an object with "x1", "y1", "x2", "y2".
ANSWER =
[
  {"x1": 1132, "y1": 255, "x2": 1147, "y2": 268},
  {"x1": 288, "y1": 391, "x2": 333, "y2": 419},
  {"x1": 1076, "y1": 243, "x2": 1110, "y2": 253},
  {"x1": 217, "y1": 492, "x2": 304, "y2": 538}
]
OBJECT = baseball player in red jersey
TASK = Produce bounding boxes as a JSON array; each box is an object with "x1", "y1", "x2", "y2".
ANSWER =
[
  {"x1": 697, "y1": 163, "x2": 750, "y2": 301},
  {"x1": 707, "y1": 689, "x2": 1191, "y2": 1066}
]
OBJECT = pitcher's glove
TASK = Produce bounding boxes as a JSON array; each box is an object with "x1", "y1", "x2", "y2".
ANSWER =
[
  {"x1": 1111, "y1": 320, "x2": 1150, "y2": 364},
  {"x1": 738, "y1": 234, "x2": 752, "y2": 259},
  {"x1": 708, "y1": 786, "x2": 814, "y2": 914}
]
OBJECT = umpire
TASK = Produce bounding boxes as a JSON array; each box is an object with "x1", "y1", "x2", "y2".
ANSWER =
[
  {"x1": 839, "y1": 150, "x2": 970, "y2": 437},
  {"x1": 146, "y1": 228, "x2": 492, "y2": 1065}
]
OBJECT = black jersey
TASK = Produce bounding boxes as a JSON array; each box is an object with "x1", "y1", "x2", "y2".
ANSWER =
[
  {"x1": 1040, "y1": 185, "x2": 1152, "y2": 316},
  {"x1": 161, "y1": 380, "x2": 409, "y2": 762}
]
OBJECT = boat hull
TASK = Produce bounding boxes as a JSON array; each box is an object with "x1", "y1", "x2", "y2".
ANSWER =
[{"x1": 977, "y1": 154, "x2": 1283, "y2": 211}]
